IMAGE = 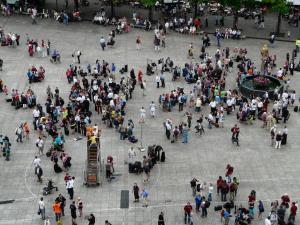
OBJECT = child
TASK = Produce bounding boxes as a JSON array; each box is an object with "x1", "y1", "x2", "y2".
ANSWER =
[{"x1": 77, "y1": 197, "x2": 83, "y2": 217}]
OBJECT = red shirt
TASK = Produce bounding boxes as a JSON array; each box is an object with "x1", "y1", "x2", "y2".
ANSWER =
[
  {"x1": 217, "y1": 179, "x2": 223, "y2": 188},
  {"x1": 291, "y1": 205, "x2": 297, "y2": 216},
  {"x1": 184, "y1": 204, "x2": 192, "y2": 214}
]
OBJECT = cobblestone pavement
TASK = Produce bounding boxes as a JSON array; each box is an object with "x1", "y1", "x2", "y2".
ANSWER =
[{"x1": 0, "y1": 16, "x2": 299, "y2": 225}]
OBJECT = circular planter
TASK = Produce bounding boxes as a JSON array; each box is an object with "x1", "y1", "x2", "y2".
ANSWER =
[{"x1": 239, "y1": 75, "x2": 283, "y2": 100}]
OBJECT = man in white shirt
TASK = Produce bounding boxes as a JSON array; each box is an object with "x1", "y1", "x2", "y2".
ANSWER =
[
  {"x1": 35, "y1": 137, "x2": 44, "y2": 155},
  {"x1": 38, "y1": 197, "x2": 46, "y2": 220},
  {"x1": 209, "y1": 100, "x2": 217, "y2": 115},
  {"x1": 33, "y1": 156, "x2": 41, "y2": 174},
  {"x1": 66, "y1": 177, "x2": 75, "y2": 200},
  {"x1": 33, "y1": 108, "x2": 40, "y2": 130}
]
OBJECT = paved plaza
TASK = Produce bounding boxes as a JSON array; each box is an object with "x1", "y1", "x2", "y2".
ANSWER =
[{"x1": 0, "y1": 15, "x2": 300, "y2": 225}]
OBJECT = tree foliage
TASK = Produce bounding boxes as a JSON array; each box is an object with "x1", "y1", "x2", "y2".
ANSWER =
[
  {"x1": 263, "y1": 0, "x2": 289, "y2": 14},
  {"x1": 141, "y1": 0, "x2": 156, "y2": 8}
]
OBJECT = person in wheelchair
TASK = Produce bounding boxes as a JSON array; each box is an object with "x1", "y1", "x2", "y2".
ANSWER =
[{"x1": 43, "y1": 179, "x2": 58, "y2": 195}]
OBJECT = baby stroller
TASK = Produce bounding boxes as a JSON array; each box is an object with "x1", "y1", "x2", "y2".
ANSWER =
[{"x1": 43, "y1": 179, "x2": 58, "y2": 196}]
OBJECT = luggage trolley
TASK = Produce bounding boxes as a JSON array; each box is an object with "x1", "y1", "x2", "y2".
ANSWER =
[{"x1": 84, "y1": 139, "x2": 102, "y2": 186}]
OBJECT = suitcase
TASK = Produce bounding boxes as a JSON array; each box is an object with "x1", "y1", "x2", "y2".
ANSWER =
[
  {"x1": 160, "y1": 151, "x2": 165, "y2": 162},
  {"x1": 294, "y1": 106, "x2": 298, "y2": 112},
  {"x1": 214, "y1": 205, "x2": 223, "y2": 211}
]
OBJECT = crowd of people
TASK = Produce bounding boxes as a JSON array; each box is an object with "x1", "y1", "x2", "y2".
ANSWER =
[{"x1": 1, "y1": 5, "x2": 300, "y2": 225}]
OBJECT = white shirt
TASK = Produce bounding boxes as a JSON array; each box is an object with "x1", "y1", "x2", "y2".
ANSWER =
[
  {"x1": 33, "y1": 109, "x2": 40, "y2": 118},
  {"x1": 209, "y1": 101, "x2": 217, "y2": 108},
  {"x1": 66, "y1": 179, "x2": 74, "y2": 189},
  {"x1": 38, "y1": 200, "x2": 45, "y2": 210},
  {"x1": 33, "y1": 158, "x2": 41, "y2": 167},
  {"x1": 36, "y1": 139, "x2": 44, "y2": 148},
  {"x1": 265, "y1": 219, "x2": 271, "y2": 225},
  {"x1": 155, "y1": 75, "x2": 160, "y2": 83}
]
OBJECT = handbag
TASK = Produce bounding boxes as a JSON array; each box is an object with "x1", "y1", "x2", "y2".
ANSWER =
[{"x1": 37, "y1": 208, "x2": 41, "y2": 215}]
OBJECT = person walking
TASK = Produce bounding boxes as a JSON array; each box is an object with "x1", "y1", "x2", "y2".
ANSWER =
[
  {"x1": 136, "y1": 36, "x2": 141, "y2": 50},
  {"x1": 15, "y1": 125, "x2": 23, "y2": 143},
  {"x1": 182, "y1": 124, "x2": 189, "y2": 144},
  {"x1": 88, "y1": 214, "x2": 96, "y2": 225},
  {"x1": 184, "y1": 202, "x2": 193, "y2": 224},
  {"x1": 149, "y1": 101, "x2": 156, "y2": 118},
  {"x1": 33, "y1": 156, "x2": 41, "y2": 175},
  {"x1": 155, "y1": 75, "x2": 160, "y2": 88},
  {"x1": 288, "y1": 202, "x2": 298, "y2": 223},
  {"x1": 132, "y1": 183, "x2": 140, "y2": 202},
  {"x1": 57, "y1": 194, "x2": 66, "y2": 216},
  {"x1": 190, "y1": 178, "x2": 198, "y2": 196},
  {"x1": 100, "y1": 37, "x2": 106, "y2": 51},
  {"x1": 31, "y1": 8, "x2": 37, "y2": 24},
  {"x1": 258, "y1": 200, "x2": 264, "y2": 219},
  {"x1": 36, "y1": 165, "x2": 43, "y2": 183},
  {"x1": 275, "y1": 131, "x2": 282, "y2": 149},
  {"x1": 281, "y1": 126, "x2": 288, "y2": 146},
  {"x1": 70, "y1": 201, "x2": 77, "y2": 225},
  {"x1": 38, "y1": 197, "x2": 46, "y2": 220},
  {"x1": 223, "y1": 209, "x2": 231, "y2": 225},
  {"x1": 201, "y1": 197, "x2": 209, "y2": 218},
  {"x1": 195, "y1": 194, "x2": 202, "y2": 212},
  {"x1": 141, "y1": 189, "x2": 149, "y2": 207},
  {"x1": 158, "y1": 212, "x2": 165, "y2": 225},
  {"x1": 66, "y1": 176, "x2": 75, "y2": 200},
  {"x1": 52, "y1": 200, "x2": 62, "y2": 221},
  {"x1": 77, "y1": 197, "x2": 83, "y2": 217},
  {"x1": 140, "y1": 107, "x2": 146, "y2": 123},
  {"x1": 35, "y1": 137, "x2": 44, "y2": 155}
]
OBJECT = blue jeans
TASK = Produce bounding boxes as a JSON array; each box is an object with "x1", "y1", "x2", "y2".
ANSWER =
[
  {"x1": 40, "y1": 208, "x2": 45, "y2": 220},
  {"x1": 182, "y1": 133, "x2": 188, "y2": 143}
]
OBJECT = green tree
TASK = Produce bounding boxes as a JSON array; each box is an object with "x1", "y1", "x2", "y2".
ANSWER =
[
  {"x1": 221, "y1": 0, "x2": 242, "y2": 29},
  {"x1": 141, "y1": 0, "x2": 156, "y2": 21},
  {"x1": 263, "y1": 0, "x2": 289, "y2": 35},
  {"x1": 189, "y1": 0, "x2": 207, "y2": 18}
]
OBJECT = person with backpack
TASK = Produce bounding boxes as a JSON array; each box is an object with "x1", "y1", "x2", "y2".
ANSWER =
[
  {"x1": 190, "y1": 178, "x2": 198, "y2": 196},
  {"x1": 195, "y1": 194, "x2": 202, "y2": 212},
  {"x1": 201, "y1": 197, "x2": 210, "y2": 218}
]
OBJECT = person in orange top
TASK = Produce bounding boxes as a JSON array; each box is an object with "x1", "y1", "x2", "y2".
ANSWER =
[
  {"x1": 23, "y1": 122, "x2": 30, "y2": 139},
  {"x1": 52, "y1": 200, "x2": 61, "y2": 221},
  {"x1": 137, "y1": 70, "x2": 143, "y2": 87}
]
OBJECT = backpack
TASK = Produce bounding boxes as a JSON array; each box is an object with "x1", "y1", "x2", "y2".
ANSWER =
[{"x1": 205, "y1": 201, "x2": 211, "y2": 208}]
